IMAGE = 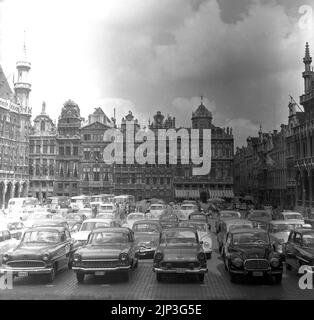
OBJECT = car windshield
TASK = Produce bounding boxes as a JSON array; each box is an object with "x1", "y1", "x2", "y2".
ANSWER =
[
  {"x1": 285, "y1": 214, "x2": 302, "y2": 220},
  {"x1": 232, "y1": 232, "x2": 270, "y2": 245},
  {"x1": 160, "y1": 215, "x2": 177, "y2": 221},
  {"x1": 303, "y1": 233, "x2": 314, "y2": 247},
  {"x1": 128, "y1": 214, "x2": 144, "y2": 221},
  {"x1": 100, "y1": 206, "x2": 114, "y2": 211},
  {"x1": 181, "y1": 206, "x2": 195, "y2": 210},
  {"x1": 80, "y1": 222, "x2": 109, "y2": 231},
  {"x1": 220, "y1": 212, "x2": 239, "y2": 218},
  {"x1": 133, "y1": 223, "x2": 159, "y2": 233},
  {"x1": 89, "y1": 232, "x2": 129, "y2": 244},
  {"x1": 23, "y1": 230, "x2": 60, "y2": 243},
  {"x1": 161, "y1": 230, "x2": 197, "y2": 245},
  {"x1": 229, "y1": 224, "x2": 253, "y2": 231},
  {"x1": 180, "y1": 223, "x2": 207, "y2": 232},
  {"x1": 270, "y1": 224, "x2": 302, "y2": 233},
  {"x1": 190, "y1": 215, "x2": 206, "y2": 221}
]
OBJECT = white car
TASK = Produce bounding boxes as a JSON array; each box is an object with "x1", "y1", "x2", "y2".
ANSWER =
[
  {"x1": 96, "y1": 212, "x2": 121, "y2": 225},
  {"x1": 77, "y1": 208, "x2": 93, "y2": 219},
  {"x1": 23, "y1": 212, "x2": 53, "y2": 228},
  {"x1": 71, "y1": 218, "x2": 114, "y2": 246},
  {"x1": 147, "y1": 204, "x2": 166, "y2": 220},
  {"x1": 179, "y1": 220, "x2": 213, "y2": 258},
  {"x1": 177, "y1": 204, "x2": 198, "y2": 221},
  {"x1": 278, "y1": 212, "x2": 304, "y2": 224},
  {"x1": 122, "y1": 212, "x2": 146, "y2": 229}
]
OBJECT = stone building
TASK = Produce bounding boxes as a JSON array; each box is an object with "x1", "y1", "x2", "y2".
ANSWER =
[
  {"x1": 28, "y1": 102, "x2": 56, "y2": 202},
  {"x1": 0, "y1": 51, "x2": 32, "y2": 207}
]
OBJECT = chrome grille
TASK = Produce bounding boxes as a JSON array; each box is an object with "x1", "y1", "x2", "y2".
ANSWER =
[
  {"x1": 160, "y1": 261, "x2": 200, "y2": 268},
  {"x1": 78, "y1": 260, "x2": 121, "y2": 268},
  {"x1": 7, "y1": 261, "x2": 45, "y2": 268},
  {"x1": 244, "y1": 259, "x2": 269, "y2": 270}
]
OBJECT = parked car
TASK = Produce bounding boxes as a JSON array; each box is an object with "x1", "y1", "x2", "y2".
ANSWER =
[
  {"x1": 283, "y1": 228, "x2": 314, "y2": 272},
  {"x1": 65, "y1": 212, "x2": 87, "y2": 229},
  {"x1": 179, "y1": 221, "x2": 213, "y2": 259},
  {"x1": 96, "y1": 212, "x2": 121, "y2": 226},
  {"x1": 0, "y1": 226, "x2": 76, "y2": 282},
  {"x1": 248, "y1": 210, "x2": 272, "y2": 224},
  {"x1": 132, "y1": 220, "x2": 162, "y2": 259},
  {"x1": 122, "y1": 212, "x2": 146, "y2": 229},
  {"x1": 72, "y1": 227, "x2": 138, "y2": 283},
  {"x1": 188, "y1": 212, "x2": 211, "y2": 229},
  {"x1": 153, "y1": 227, "x2": 208, "y2": 282},
  {"x1": 24, "y1": 212, "x2": 53, "y2": 228},
  {"x1": 77, "y1": 208, "x2": 93, "y2": 219},
  {"x1": 215, "y1": 210, "x2": 241, "y2": 233},
  {"x1": 30, "y1": 219, "x2": 69, "y2": 230},
  {"x1": 159, "y1": 212, "x2": 179, "y2": 229},
  {"x1": 177, "y1": 204, "x2": 198, "y2": 221},
  {"x1": 275, "y1": 212, "x2": 304, "y2": 224},
  {"x1": 267, "y1": 221, "x2": 305, "y2": 254},
  {"x1": 147, "y1": 204, "x2": 167, "y2": 220},
  {"x1": 217, "y1": 219, "x2": 253, "y2": 253},
  {"x1": 222, "y1": 228, "x2": 284, "y2": 284}
]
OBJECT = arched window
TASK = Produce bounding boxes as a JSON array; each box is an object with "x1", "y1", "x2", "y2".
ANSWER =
[{"x1": 40, "y1": 121, "x2": 45, "y2": 132}]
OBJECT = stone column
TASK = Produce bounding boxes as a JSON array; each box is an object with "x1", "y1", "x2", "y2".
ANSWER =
[
  {"x1": 309, "y1": 169, "x2": 313, "y2": 209},
  {"x1": 302, "y1": 170, "x2": 306, "y2": 209}
]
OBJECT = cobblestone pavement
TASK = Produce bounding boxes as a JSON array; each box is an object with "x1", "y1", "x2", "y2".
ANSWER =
[{"x1": 0, "y1": 220, "x2": 313, "y2": 300}]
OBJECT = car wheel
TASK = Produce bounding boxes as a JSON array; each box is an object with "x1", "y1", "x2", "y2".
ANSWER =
[
  {"x1": 274, "y1": 274, "x2": 282, "y2": 284},
  {"x1": 156, "y1": 273, "x2": 163, "y2": 282},
  {"x1": 46, "y1": 264, "x2": 57, "y2": 283},
  {"x1": 206, "y1": 252, "x2": 211, "y2": 259},
  {"x1": 198, "y1": 274, "x2": 205, "y2": 282},
  {"x1": 76, "y1": 273, "x2": 85, "y2": 283}
]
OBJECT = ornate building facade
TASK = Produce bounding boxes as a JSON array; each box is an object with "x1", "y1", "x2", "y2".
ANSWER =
[
  {"x1": 0, "y1": 52, "x2": 32, "y2": 208},
  {"x1": 28, "y1": 102, "x2": 56, "y2": 202}
]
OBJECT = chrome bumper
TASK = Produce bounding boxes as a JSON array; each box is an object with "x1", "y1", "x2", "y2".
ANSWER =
[
  {"x1": 73, "y1": 266, "x2": 131, "y2": 273},
  {"x1": 153, "y1": 267, "x2": 208, "y2": 274},
  {"x1": 0, "y1": 266, "x2": 53, "y2": 275},
  {"x1": 230, "y1": 268, "x2": 282, "y2": 275}
]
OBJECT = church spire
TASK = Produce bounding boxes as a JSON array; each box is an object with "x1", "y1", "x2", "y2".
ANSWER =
[{"x1": 304, "y1": 42, "x2": 312, "y2": 71}]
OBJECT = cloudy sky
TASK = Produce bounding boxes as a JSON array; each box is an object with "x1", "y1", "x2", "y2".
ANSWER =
[{"x1": 0, "y1": 0, "x2": 313, "y2": 146}]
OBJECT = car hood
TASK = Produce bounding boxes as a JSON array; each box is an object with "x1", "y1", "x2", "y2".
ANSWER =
[
  {"x1": 160, "y1": 245, "x2": 200, "y2": 261},
  {"x1": 8, "y1": 242, "x2": 58, "y2": 259},
  {"x1": 77, "y1": 243, "x2": 131, "y2": 259},
  {"x1": 72, "y1": 231, "x2": 91, "y2": 241},
  {"x1": 231, "y1": 245, "x2": 272, "y2": 259}
]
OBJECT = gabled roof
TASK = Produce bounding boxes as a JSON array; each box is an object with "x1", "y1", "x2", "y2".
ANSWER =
[
  {"x1": 81, "y1": 121, "x2": 110, "y2": 130},
  {"x1": 192, "y1": 103, "x2": 212, "y2": 119},
  {"x1": 0, "y1": 64, "x2": 13, "y2": 99}
]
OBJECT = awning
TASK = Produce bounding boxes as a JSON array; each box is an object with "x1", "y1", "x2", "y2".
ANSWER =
[
  {"x1": 209, "y1": 189, "x2": 234, "y2": 198},
  {"x1": 175, "y1": 189, "x2": 200, "y2": 199}
]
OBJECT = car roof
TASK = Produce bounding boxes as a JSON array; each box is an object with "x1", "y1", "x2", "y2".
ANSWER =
[
  {"x1": 83, "y1": 218, "x2": 111, "y2": 223},
  {"x1": 229, "y1": 227, "x2": 267, "y2": 234},
  {"x1": 26, "y1": 226, "x2": 66, "y2": 232},
  {"x1": 268, "y1": 220, "x2": 302, "y2": 225},
  {"x1": 179, "y1": 220, "x2": 207, "y2": 225},
  {"x1": 91, "y1": 227, "x2": 130, "y2": 234},
  {"x1": 161, "y1": 226, "x2": 197, "y2": 233},
  {"x1": 133, "y1": 219, "x2": 160, "y2": 225}
]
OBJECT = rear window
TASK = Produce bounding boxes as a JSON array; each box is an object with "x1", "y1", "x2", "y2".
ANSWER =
[{"x1": 133, "y1": 223, "x2": 159, "y2": 233}]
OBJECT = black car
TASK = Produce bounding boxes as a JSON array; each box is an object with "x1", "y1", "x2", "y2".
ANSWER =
[
  {"x1": 283, "y1": 228, "x2": 314, "y2": 272},
  {"x1": 223, "y1": 228, "x2": 284, "y2": 284}
]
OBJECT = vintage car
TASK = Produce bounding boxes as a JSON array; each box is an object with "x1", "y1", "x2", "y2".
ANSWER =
[
  {"x1": 30, "y1": 218, "x2": 70, "y2": 230},
  {"x1": 96, "y1": 212, "x2": 121, "y2": 226},
  {"x1": 275, "y1": 212, "x2": 304, "y2": 224},
  {"x1": 132, "y1": 220, "x2": 162, "y2": 259},
  {"x1": 153, "y1": 227, "x2": 208, "y2": 282},
  {"x1": 283, "y1": 228, "x2": 314, "y2": 272},
  {"x1": 304, "y1": 212, "x2": 314, "y2": 228},
  {"x1": 188, "y1": 212, "x2": 211, "y2": 228},
  {"x1": 247, "y1": 210, "x2": 272, "y2": 224},
  {"x1": 98, "y1": 203, "x2": 119, "y2": 218},
  {"x1": 71, "y1": 218, "x2": 115, "y2": 246},
  {"x1": 122, "y1": 212, "x2": 146, "y2": 229},
  {"x1": 77, "y1": 208, "x2": 93, "y2": 219},
  {"x1": 24, "y1": 212, "x2": 54, "y2": 228},
  {"x1": 177, "y1": 204, "x2": 198, "y2": 221},
  {"x1": 179, "y1": 221, "x2": 212, "y2": 259},
  {"x1": 217, "y1": 219, "x2": 253, "y2": 253},
  {"x1": 65, "y1": 212, "x2": 87, "y2": 228},
  {"x1": 267, "y1": 221, "x2": 304, "y2": 254},
  {"x1": 0, "y1": 227, "x2": 21, "y2": 264},
  {"x1": 0, "y1": 226, "x2": 76, "y2": 282},
  {"x1": 147, "y1": 203, "x2": 167, "y2": 220},
  {"x1": 222, "y1": 228, "x2": 284, "y2": 284},
  {"x1": 215, "y1": 210, "x2": 241, "y2": 233},
  {"x1": 72, "y1": 227, "x2": 138, "y2": 283},
  {"x1": 159, "y1": 212, "x2": 179, "y2": 229}
]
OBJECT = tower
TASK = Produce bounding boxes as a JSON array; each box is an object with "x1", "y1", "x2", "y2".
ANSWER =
[
  {"x1": 303, "y1": 42, "x2": 313, "y2": 94},
  {"x1": 191, "y1": 97, "x2": 213, "y2": 129},
  {"x1": 14, "y1": 33, "x2": 31, "y2": 114}
]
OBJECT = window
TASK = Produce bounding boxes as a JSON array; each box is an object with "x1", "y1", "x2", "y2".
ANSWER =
[
  {"x1": 50, "y1": 144, "x2": 55, "y2": 154},
  {"x1": 83, "y1": 168, "x2": 90, "y2": 181},
  {"x1": 40, "y1": 121, "x2": 45, "y2": 132},
  {"x1": 93, "y1": 167, "x2": 100, "y2": 181},
  {"x1": 36, "y1": 144, "x2": 41, "y2": 153},
  {"x1": 42, "y1": 181, "x2": 46, "y2": 187},
  {"x1": 73, "y1": 146, "x2": 78, "y2": 156},
  {"x1": 294, "y1": 233, "x2": 302, "y2": 245},
  {"x1": 66, "y1": 146, "x2": 71, "y2": 156},
  {"x1": 59, "y1": 147, "x2": 64, "y2": 156},
  {"x1": 160, "y1": 177, "x2": 164, "y2": 185},
  {"x1": 167, "y1": 178, "x2": 171, "y2": 185},
  {"x1": 84, "y1": 134, "x2": 91, "y2": 141},
  {"x1": 58, "y1": 183, "x2": 63, "y2": 189},
  {"x1": 84, "y1": 148, "x2": 90, "y2": 160},
  {"x1": 94, "y1": 147, "x2": 101, "y2": 161}
]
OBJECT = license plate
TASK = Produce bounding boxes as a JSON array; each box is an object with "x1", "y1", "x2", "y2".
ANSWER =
[
  {"x1": 252, "y1": 271, "x2": 263, "y2": 277},
  {"x1": 18, "y1": 272, "x2": 28, "y2": 277},
  {"x1": 95, "y1": 271, "x2": 105, "y2": 276},
  {"x1": 176, "y1": 268, "x2": 186, "y2": 274}
]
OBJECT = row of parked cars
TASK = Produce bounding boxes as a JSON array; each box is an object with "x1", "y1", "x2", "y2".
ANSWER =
[
  {"x1": 214, "y1": 209, "x2": 314, "y2": 284},
  {"x1": 0, "y1": 202, "x2": 214, "y2": 284}
]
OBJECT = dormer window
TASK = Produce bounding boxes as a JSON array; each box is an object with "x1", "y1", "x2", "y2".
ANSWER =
[{"x1": 40, "y1": 121, "x2": 45, "y2": 132}]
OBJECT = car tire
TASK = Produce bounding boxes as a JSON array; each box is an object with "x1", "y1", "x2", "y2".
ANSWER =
[
  {"x1": 76, "y1": 273, "x2": 85, "y2": 283},
  {"x1": 206, "y1": 252, "x2": 211, "y2": 259},
  {"x1": 198, "y1": 274, "x2": 205, "y2": 282},
  {"x1": 274, "y1": 274, "x2": 282, "y2": 284},
  {"x1": 46, "y1": 264, "x2": 57, "y2": 283},
  {"x1": 156, "y1": 273, "x2": 163, "y2": 282}
]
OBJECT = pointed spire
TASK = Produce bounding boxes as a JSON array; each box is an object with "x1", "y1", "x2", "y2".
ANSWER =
[
  {"x1": 304, "y1": 42, "x2": 312, "y2": 66},
  {"x1": 41, "y1": 101, "x2": 46, "y2": 115}
]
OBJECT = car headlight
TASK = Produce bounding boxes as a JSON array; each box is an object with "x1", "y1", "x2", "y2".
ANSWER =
[
  {"x1": 42, "y1": 253, "x2": 50, "y2": 261},
  {"x1": 73, "y1": 254, "x2": 82, "y2": 262},
  {"x1": 2, "y1": 254, "x2": 9, "y2": 263},
  {"x1": 270, "y1": 258, "x2": 280, "y2": 268},
  {"x1": 232, "y1": 257, "x2": 243, "y2": 267},
  {"x1": 119, "y1": 253, "x2": 129, "y2": 263},
  {"x1": 154, "y1": 252, "x2": 163, "y2": 262}
]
